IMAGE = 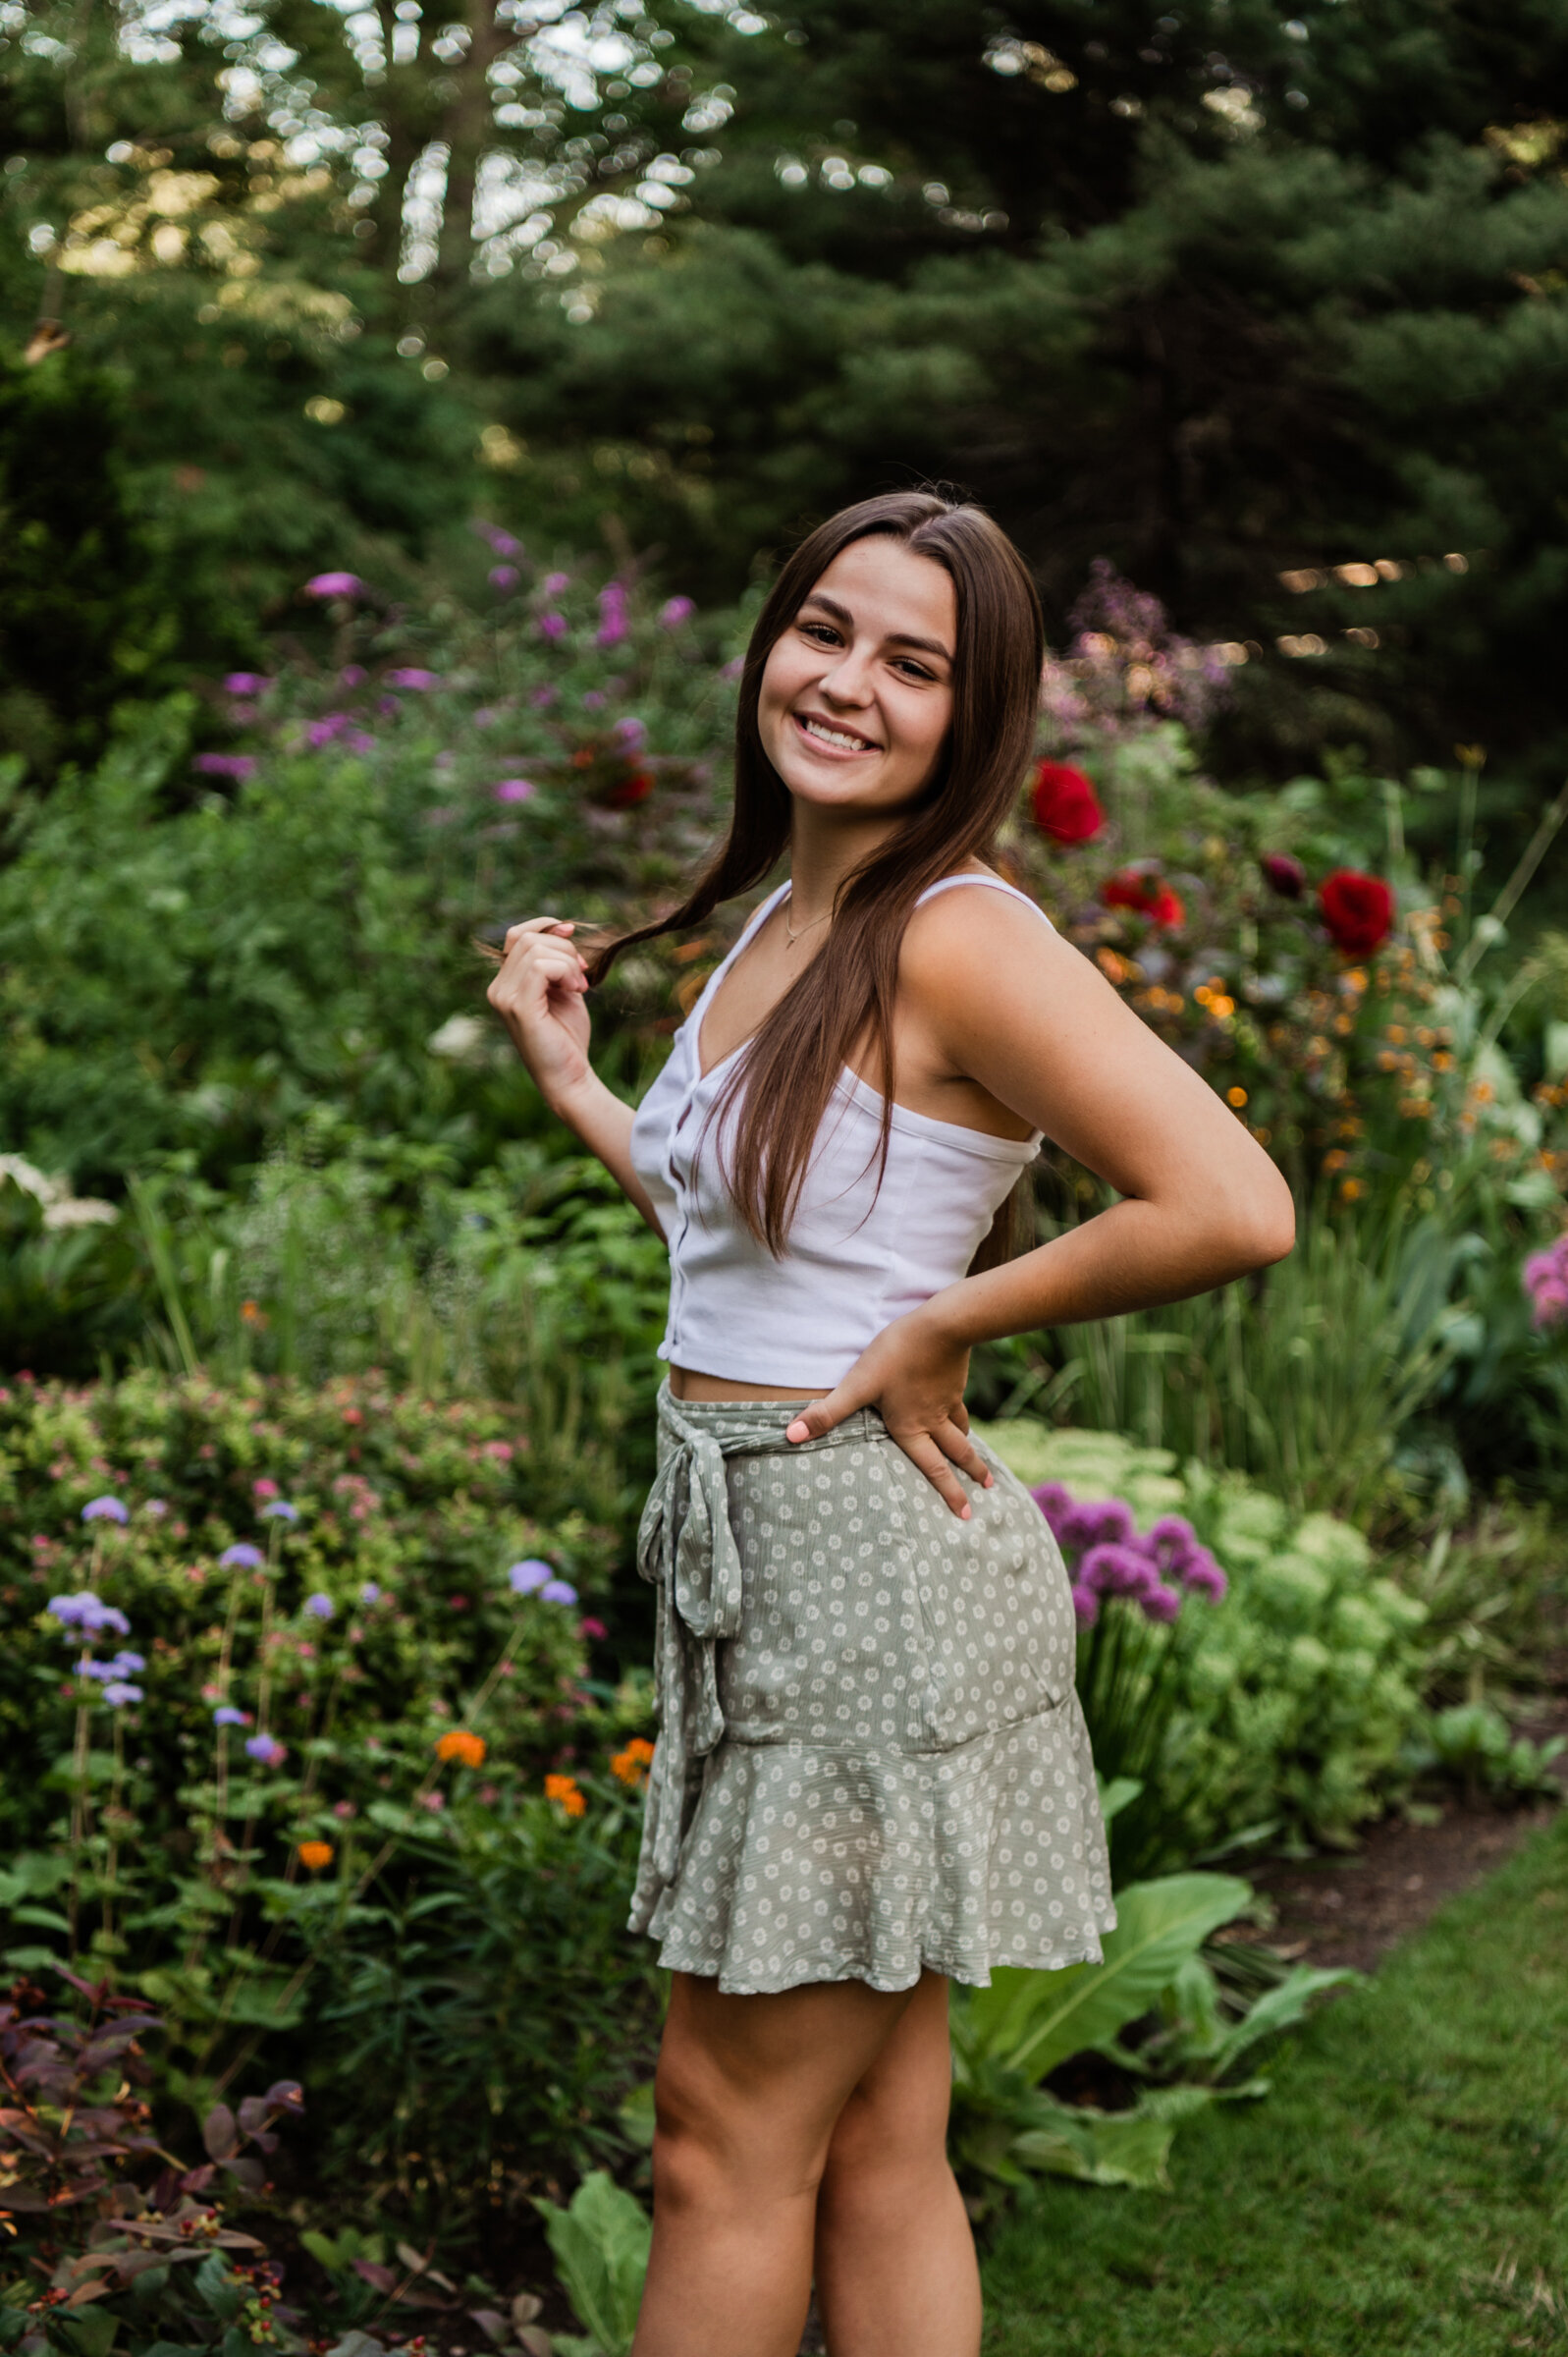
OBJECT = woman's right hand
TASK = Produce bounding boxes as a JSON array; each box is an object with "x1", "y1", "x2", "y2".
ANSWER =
[{"x1": 486, "y1": 918, "x2": 593, "y2": 1107}]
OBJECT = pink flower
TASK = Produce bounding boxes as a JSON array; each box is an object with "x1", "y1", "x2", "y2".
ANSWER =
[
  {"x1": 494, "y1": 779, "x2": 536, "y2": 803},
  {"x1": 489, "y1": 565, "x2": 519, "y2": 590},
  {"x1": 253, "y1": 1477, "x2": 280, "y2": 1499},
  {"x1": 419, "y1": 1789, "x2": 446, "y2": 1811},
  {"x1": 538, "y1": 614, "x2": 567, "y2": 641},
  {"x1": 386, "y1": 668, "x2": 442, "y2": 691},
  {"x1": 579, "y1": 1616, "x2": 607, "y2": 1640},
  {"x1": 543, "y1": 571, "x2": 571, "y2": 594},
  {"x1": 304, "y1": 572, "x2": 364, "y2": 598},
  {"x1": 660, "y1": 596, "x2": 695, "y2": 630}
]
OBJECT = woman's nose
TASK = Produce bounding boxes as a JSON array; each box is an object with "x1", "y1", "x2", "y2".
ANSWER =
[{"x1": 818, "y1": 645, "x2": 876, "y2": 702}]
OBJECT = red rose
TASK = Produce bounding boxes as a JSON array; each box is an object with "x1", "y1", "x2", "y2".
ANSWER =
[
  {"x1": 605, "y1": 768, "x2": 655, "y2": 809},
  {"x1": 1319, "y1": 869, "x2": 1393, "y2": 956},
  {"x1": 1261, "y1": 852, "x2": 1306, "y2": 900},
  {"x1": 1102, "y1": 869, "x2": 1186, "y2": 929},
  {"x1": 1031, "y1": 759, "x2": 1105, "y2": 844}
]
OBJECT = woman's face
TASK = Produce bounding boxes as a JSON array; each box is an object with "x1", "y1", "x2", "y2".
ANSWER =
[{"x1": 757, "y1": 536, "x2": 956, "y2": 820}]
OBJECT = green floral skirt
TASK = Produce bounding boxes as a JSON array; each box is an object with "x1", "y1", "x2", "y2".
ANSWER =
[{"x1": 628, "y1": 1384, "x2": 1115, "y2": 1996}]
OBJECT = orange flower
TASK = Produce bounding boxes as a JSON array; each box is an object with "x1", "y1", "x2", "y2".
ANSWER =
[
  {"x1": 297, "y1": 1840, "x2": 333, "y2": 1872},
  {"x1": 545, "y1": 1773, "x2": 586, "y2": 1817},
  {"x1": 611, "y1": 1736, "x2": 656, "y2": 1785},
  {"x1": 436, "y1": 1729, "x2": 486, "y2": 1769}
]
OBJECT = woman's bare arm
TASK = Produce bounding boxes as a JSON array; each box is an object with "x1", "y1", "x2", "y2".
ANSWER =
[{"x1": 486, "y1": 919, "x2": 666, "y2": 1239}]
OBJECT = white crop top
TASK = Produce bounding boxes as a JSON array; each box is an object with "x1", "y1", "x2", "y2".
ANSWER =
[{"x1": 627, "y1": 873, "x2": 1055, "y2": 1388}]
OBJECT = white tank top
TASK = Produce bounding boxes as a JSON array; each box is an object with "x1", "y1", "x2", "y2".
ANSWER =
[{"x1": 627, "y1": 873, "x2": 1055, "y2": 1388}]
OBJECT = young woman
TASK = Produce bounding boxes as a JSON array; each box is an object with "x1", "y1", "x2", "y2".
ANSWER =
[{"x1": 487, "y1": 490, "x2": 1294, "y2": 2357}]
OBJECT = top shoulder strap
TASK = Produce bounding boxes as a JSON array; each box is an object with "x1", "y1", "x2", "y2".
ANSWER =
[{"x1": 914, "y1": 873, "x2": 1056, "y2": 930}]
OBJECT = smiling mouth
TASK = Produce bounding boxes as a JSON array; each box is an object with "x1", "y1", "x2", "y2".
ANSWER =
[{"x1": 793, "y1": 711, "x2": 881, "y2": 754}]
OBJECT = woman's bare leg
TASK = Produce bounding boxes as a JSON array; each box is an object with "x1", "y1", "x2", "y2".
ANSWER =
[
  {"x1": 814, "y1": 1971, "x2": 981, "y2": 2357},
  {"x1": 631, "y1": 1970, "x2": 920, "y2": 2357}
]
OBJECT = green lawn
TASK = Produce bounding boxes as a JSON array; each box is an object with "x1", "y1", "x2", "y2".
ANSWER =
[{"x1": 981, "y1": 1815, "x2": 1568, "y2": 2356}]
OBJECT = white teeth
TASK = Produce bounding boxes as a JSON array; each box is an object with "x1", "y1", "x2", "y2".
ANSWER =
[{"x1": 800, "y1": 716, "x2": 873, "y2": 751}]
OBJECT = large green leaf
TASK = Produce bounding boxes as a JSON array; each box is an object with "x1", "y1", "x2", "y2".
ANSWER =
[
  {"x1": 534, "y1": 2172, "x2": 651, "y2": 2357},
  {"x1": 1209, "y1": 1965, "x2": 1361, "y2": 2078},
  {"x1": 956, "y1": 1874, "x2": 1253, "y2": 2085},
  {"x1": 1010, "y1": 2102, "x2": 1179, "y2": 2191}
]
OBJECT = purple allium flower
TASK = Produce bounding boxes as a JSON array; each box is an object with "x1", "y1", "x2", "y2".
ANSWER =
[
  {"x1": 244, "y1": 1733, "x2": 287, "y2": 1767},
  {"x1": 1070, "y1": 1582, "x2": 1100, "y2": 1627},
  {"x1": 541, "y1": 1578, "x2": 577, "y2": 1606},
  {"x1": 1030, "y1": 1481, "x2": 1073, "y2": 1532},
  {"x1": 489, "y1": 565, "x2": 519, "y2": 590},
  {"x1": 261, "y1": 1501, "x2": 300, "y2": 1522},
  {"x1": 359, "y1": 1581, "x2": 381, "y2": 1604},
  {"x1": 494, "y1": 779, "x2": 536, "y2": 803},
  {"x1": 1078, "y1": 1541, "x2": 1158, "y2": 1599},
  {"x1": 224, "y1": 673, "x2": 275, "y2": 695},
  {"x1": 304, "y1": 572, "x2": 364, "y2": 598},
  {"x1": 303, "y1": 1591, "x2": 335, "y2": 1620},
  {"x1": 596, "y1": 581, "x2": 629, "y2": 649},
  {"x1": 386, "y1": 668, "x2": 441, "y2": 691},
  {"x1": 82, "y1": 1496, "x2": 130, "y2": 1525},
  {"x1": 508, "y1": 1560, "x2": 553, "y2": 1595},
  {"x1": 1181, "y1": 1556, "x2": 1229, "y2": 1602},
  {"x1": 220, "y1": 1543, "x2": 265, "y2": 1570},
  {"x1": 101, "y1": 1681, "x2": 143, "y2": 1707},
  {"x1": 543, "y1": 571, "x2": 570, "y2": 594},
  {"x1": 214, "y1": 1705, "x2": 247, "y2": 1727},
  {"x1": 192, "y1": 753, "x2": 258, "y2": 781},
  {"x1": 660, "y1": 595, "x2": 695, "y2": 630},
  {"x1": 1140, "y1": 1583, "x2": 1184, "y2": 1624},
  {"x1": 537, "y1": 614, "x2": 567, "y2": 642},
  {"x1": 1058, "y1": 1499, "x2": 1138, "y2": 1556}
]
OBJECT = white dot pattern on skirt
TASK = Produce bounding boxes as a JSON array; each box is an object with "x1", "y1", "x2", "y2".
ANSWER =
[{"x1": 627, "y1": 1395, "x2": 1116, "y2": 1997}]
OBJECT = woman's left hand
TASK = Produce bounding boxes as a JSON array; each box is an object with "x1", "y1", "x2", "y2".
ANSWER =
[{"x1": 784, "y1": 1307, "x2": 995, "y2": 1518}]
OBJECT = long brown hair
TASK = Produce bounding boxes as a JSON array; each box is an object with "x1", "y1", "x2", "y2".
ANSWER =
[{"x1": 588, "y1": 489, "x2": 1045, "y2": 1251}]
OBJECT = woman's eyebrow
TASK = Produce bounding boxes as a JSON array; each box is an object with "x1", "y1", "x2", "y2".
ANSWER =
[{"x1": 799, "y1": 591, "x2": 953, "y2": 666}]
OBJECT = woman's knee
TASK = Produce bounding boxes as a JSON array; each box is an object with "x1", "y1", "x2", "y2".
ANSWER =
[{"x1": 651, "y1": 2036, "x2": 824, "y2": 2214}]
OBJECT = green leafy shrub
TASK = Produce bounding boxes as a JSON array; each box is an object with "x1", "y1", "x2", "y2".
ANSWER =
[{"x1": 977, "y1": 1422, "x2": 1432, "y2": 1869}]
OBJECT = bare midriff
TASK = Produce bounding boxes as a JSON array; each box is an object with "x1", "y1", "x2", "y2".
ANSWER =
[{"x1": 669, "y1": 1365, "x2": 829, "y2": 1404}]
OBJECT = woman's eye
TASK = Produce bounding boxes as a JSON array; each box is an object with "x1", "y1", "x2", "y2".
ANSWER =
[{"x1": 801, "y1": 622, "x2": 839, "y2": 645}]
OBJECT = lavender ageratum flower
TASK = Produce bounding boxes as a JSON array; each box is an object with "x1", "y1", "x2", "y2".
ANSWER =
[
  {"x1": 508, "y1": 1560, "x2": 553, "y2": 1595},
  {"x1": 537, "y1": 613, "x2": 567, "y2": 642},
  {"x1": 303, "y1": 1592, "x2": 335, "y2": 1620},
  {"x1": 660, "y1": 595, "x2": 695, "y2": 630},
  {"x1": 303, "y1": 572, "x2": 364, "y2": 598},
  {"x1": 489, "y1": 565, "x2": 519, "y2": 590},
  {"x1": 1070, "y1": 1582, "x2": 1100, "y2": 1627},
  {"x1": 359, "y1": 1581, "x2": 381, "y2": 1604},
  {"x1": 386, "y1": 667, "x2": 442, "y2": 690},
  {"x1": 541, "y1": 1578, "x2": 578, "y2": 1606},
  {"x1": 244, "y1": 1733, "x2": 287, "y2": 1767},
  {"x1": 213, "y1": 1705, "x2": 247, "y2": 1727},
  {"x1": 101, "y1": 1682, "x2": 143, "y2": 1707},
  {"x1": 77, "y1": 1659, "x2": 119, "y2": 1681},
  {"x1": 82, "y1": 1497, "x2": 130, "y2": 1525},
  {"x1": 220, "y1": 1543, "x2": 265, "y2": 1570},
  {"x1": 260, "y1": 1501, "x2": 300, "y2": 1523},
  {"x1": 192, "y1": 753, "x2": 258, "y2": 781},
  {"x1": 109, "y1": 1650, "x2": 145, "y2": 1674},
  {"x1": 49, "y1": 1594, "x2": 131, "y2": 1636},
  {"x1": 494, "y1": 779, "x2": 537, "y2": 803}
]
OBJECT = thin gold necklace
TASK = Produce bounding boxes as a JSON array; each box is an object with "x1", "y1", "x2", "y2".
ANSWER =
[{"x1": 783, "y1": 892, "x2": 832, "y2": 950}]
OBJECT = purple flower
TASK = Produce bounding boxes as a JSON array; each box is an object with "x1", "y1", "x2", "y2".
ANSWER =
[
  {"x1": 660, "y1": 595, "x2": 695, "y2": 630},
  {"x1": 1524, "y1": 1236, "x2": 1568, "y2": 1330},
  {"x1": 1078, "y1": 1541, "x2": 1159, "y2": 1599},
  {"x1": 1140, "y1": 1583, "x2": 1184, "y2": 1624},
  {"x1": 347, "y1": 730, "x2": 376, "y2": 753},
  {"x1": 537, "y1": 614, "x2": 567, "y2": 642},
  {"x1": 303, "y1": 1591, "x2": 335, "y2": 1620},
  {"x1": 192, "y1": 753, "x2": 257, "y2": 781},
  {"x1": 220, "y1": 1543, "x2": 265, "y2": 1570},
  {"x1": 379, "y1": 695, "x2": 400, "y2": 716},
  {"x1": 48, "y1": 1593, "x2": 131, "y2": 1636},
  {"x1": 214, "y1": 1705, "x2": 247, "y2": 1727},
  {"x1": 341, "y1": 664, "x2": 367, "y2": 686},
  {"x1": 582, "y1": 689, "x2": 606, "y2": 711},
  {"x1": 596, "y1": 582, "x2": 629, "y2": 649},
  {"x1": 306, "y1": 714, "x2": 350, "y2": 748},
  {"x1": 1181, "y1": 1556, "x2": 1229, "y2": 1602},
  {"x1": 489, "y1": 565, "x2": 519, "y2": 590},
  {"x1": 530, "y1": 685, "x2": 559, "y2": 708},
  {"x1": 1070, "y1": 1582, "x2": 1100, "y2": 1627},
  {"x1": 304, "y1": 572, "x2": 364, "y2": 598},
  {"x1": 78, "y1": 1659, "x2": 121, "y2": 1681},
  {"x1": 101, "y1": 1681, "x2": 142, "y2": 1707},
  {"x1": 1030, "y1": 1482, "x2": 1073, "y2": 1533},
  {"x1": 109, "y1": 1650, "x2": 145, "y2": 1674},
  {"x1": 494, "y1": 779, "x2": 536, "y2": 803},
  {"x1": 543, "y1": 571, "x2": 570, "y2": 594},
  {"x1": 261, "y1": 1501, "x2": 300, "y2": 1522},
  {"x1": 613, "y1": 716, "x2": 648, "y2": 750},
  {"x1": 224, "y1": 673, "x2": 275, "y2": 695},
  {"x1": 245, "y1": 1733, "x2": 288, "y2": 1767},
  {"x1": 82, "y1": 1497, "x2": 130, "y2": 1525},
  {"x1": 541, "y1": 1578, "x2": 577, "y2": 1606},
  {"x1": 359, "y1": 1581, "x2": 381, "y2": 1604},
  {"x1": 1058, "y1": 1499, "x2": 1137, "y2": 1556},
  {"x1": 508, "y1": 1560, "x2": 553, "y2": 1595},
  {"x1": 386, "y1": 668, "x2": 441, "y2": 690}
]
